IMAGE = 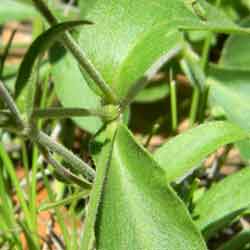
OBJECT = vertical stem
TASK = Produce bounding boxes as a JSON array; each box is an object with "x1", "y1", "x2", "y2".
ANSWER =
[
  {"x1": 170, "y1": 79, "x2": 178, "y2": 131},
  {"x1": 42, "y1": 168, "x2": 71, "y2": 249},
  {"x1": 200, "y1": 32, "x2": 213, "y2": 70},
  {"x1": 21, "y1": 141, "x2": 30, "y2": 190},
  {"x1": 198, "y1": 85, "x2": 209, "y2": 122},
  {"x1": 189, "y1": 87, "x2": 200, "y2": 126},
  {"x1": 144, "y1": 119, "x2": 161, "y2": 148},
  {"x1": 0, "y1": 144, "x2": 33, "y2": 231},
  {"x1": 199, "y1": 0, "x2": 221, "y2": 122},
  {"x1": 29, "y1": 145, "x2": 39, "y2": 239}
]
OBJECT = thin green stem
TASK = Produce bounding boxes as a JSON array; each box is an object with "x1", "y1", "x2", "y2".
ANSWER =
[
  {"x1": 46, "y1": 154, "x2": 91, "y2": 188},
  {"x1": 30, "y1": 129, "x2": 95, "y2": 181},
  {"x1": 0, "y1": 144, "x2": 32, "y2": 230},
  {"x1": 31, "y1": 107, "x2": 99, "y2": 120},
  {"x1": 189, "y1": 87, "x2": 200, "y2": 126},
  {"x1": 170, "y1": 79, "x2": 178, "y2": 131},
  {"x1": 198, "y1": 85, "x2": 209, "y2": 122},
  {"x1": 144, "y1": 118, "x2": 162, "y2": 148},
  {"x1": 120, "y1": 46, "x2": 182, "y2": 110},
  {"x1": 31, "y1": 0, "x2": 118, "y2": 104},
  {"x1": 0, "y1": 80, "x2": 25, "y2": 128},
  {"x1": 199, "y1": 0, "x2": 221, "y2": 122},
  {"x1": 21, "y1": 141, "x2": 30, "y2": 190},
  {"x1": 62, "y1": 34, "x2": 118, "y2": 104},
  {"x1": 201, "y1": 32, "x2": 213, "y2": 70},
  {"x1": 29, "y1": 145, "x2": 39, "y2": 245},
  {"x1": 39, "y1": 190, "x2": 90, "y2": 212},
  {"x1": 41, "y1": 168, "x2": 71, "y2": 249}
]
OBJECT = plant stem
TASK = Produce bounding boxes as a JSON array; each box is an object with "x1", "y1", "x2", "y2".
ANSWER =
[
  {"x1": 31, "y1": 129, "x2": 95, "y2": 182},
  {"x1": 189, "y1": 87, "x2": 200, "y2": 126},
  {"x1": 120, "y1": 45, "x2": 182, "y2": 110},
  {"x1": 0, "y1": 143, "x2": 33, "y2": 230},
  {"x1": 170, "y1": 79, "x2": 178, "y2": 131},
  {"x1": 201, "y1": 0, "x2": 222, "y2": 70},
  {"x1": 144, "y1": 118, "x2": 162, "y2": 148},
  {"x1": 0, "y1": 78, "x2": 94, "y2": 185},
  {"x1": 46, "y1": 153, "x2": 91, "y2": 188},
  {"x1": 199, "y1": 0, "x2": 221, "y2": 122},
  {"x1": 39, "y1": 190, "x2": 90, "y2": 212},
  {"x1": 201, "y1": 32, "x2": 213, "y2": 70},
  {"x1": 0, "y1": 80, "x2": 25, "y2": 128},
  {"x1": 42, "y1": 169, "x2": 71, "y2": 249},
  {"x1": 31, "y1": 107, "x2": 100, "y2": 120},
  {"x1": 198, "y1": 85, "x2": 209, "y2": 122},
  {"x1": 31, "y1": 0, "x2": 118, "y2": 104}
]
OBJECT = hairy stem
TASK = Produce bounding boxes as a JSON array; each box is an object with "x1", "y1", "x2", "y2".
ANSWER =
[
  {"x1": 0, "y1": 80, "x2": 25, "y2": 128},
  {"x1": 30, "y1": 129, "x2": 95, "y2": 181},
  {"x1": 46, "y1": 153, "x2": 91, "y2": 188},
  {"x1": 32, "y1": 0, "x2": 118, "y2": 104}
]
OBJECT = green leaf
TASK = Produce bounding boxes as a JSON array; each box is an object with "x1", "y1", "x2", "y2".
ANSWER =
[
  {"x1": 94, "y1": 123, "x2": 207, "y2": 250},
  {"x1": 213, "y1": 17, "x2": 250, "y2": 160},
  {"x1": 208, "y1": 66, "x2": 250, "y2": 132},
  {"x1": 220, "y1": 17, "x2": 250, "y2": 70},
  {"x1": 194, "y1": 168, "x2": 250, "y2": 238},
  {"x1": 78, "y1": 0, "x2": 248, "y2": 100},
  {"x1": 218, "y1": 230, "x2": 250, "y2": 250},
  {"x1": 81, "y1": 123, "x2": 116, "y2": 250},
  {"x1": 154, "y1": 121, "x2": 247, "y2": 182},
  {"x1": 208, "y1": 66, "x2": 250, "y2": 161},
  {"x1": 0, "y1": 0, "x2": 37, "y2": 24},
  {"x1": 50, "y1": 48, "x2": 102, "y2": 134},
  {"x1": 15, "y1": 20, "x2": 92, "y2": 98},
  {"x1": 135, "y1": 83, "x2": 169, "y2": 103}
]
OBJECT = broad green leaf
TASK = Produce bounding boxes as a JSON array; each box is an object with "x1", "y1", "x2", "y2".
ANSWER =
[
  {"x1": 94, "y1": 123, "x2": 207, "y2": 250},
  {"x1": 216, "y1": 17, "x2": 250, "y2": 160},
  {"x1": 220, "y1": 17, "x2": 250, "y2": 70},
  {"x1": 78, "y1": 0, "x2": 246, "y2": 99},
  {"x1": 208, "y1": 66, "x2": 250, "y2": 160},
  {"x1": 50, "y1": 49, "x2": 102, "y2": 134},
  {"x1": 154, "y1": 121, "x2": 247, "y2": 182},
  {"x1": 218, "y1": 230, "x2": 250, "y2": 250},
  {"x1": 15, "y1": 20, "x2": 92, "y2": 98},
  {"x1": 0, "y1": 0, "x2": 36, "y2": 24},
  {"x1": 194, "y1": 168, "x2": 250, "y2": 238},
  {"x1": 208, "y1": 66, "x2": 250, "y2": 132}
]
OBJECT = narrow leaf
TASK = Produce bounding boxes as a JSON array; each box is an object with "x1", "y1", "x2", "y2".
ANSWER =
[
  {"x1": 15, "y1": 20, "x2": 92, "y2": 98},
  {"x1": 154, "y1": 121, "x2": 247, "y2": 182},
  {"x1": 218, "y1": 230, "x2": 250, "y2": 250}
]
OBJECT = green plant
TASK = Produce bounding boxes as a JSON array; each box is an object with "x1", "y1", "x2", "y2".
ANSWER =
[{"x1": 1, "y1": 0, "x2": 250, "y2": 249}]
